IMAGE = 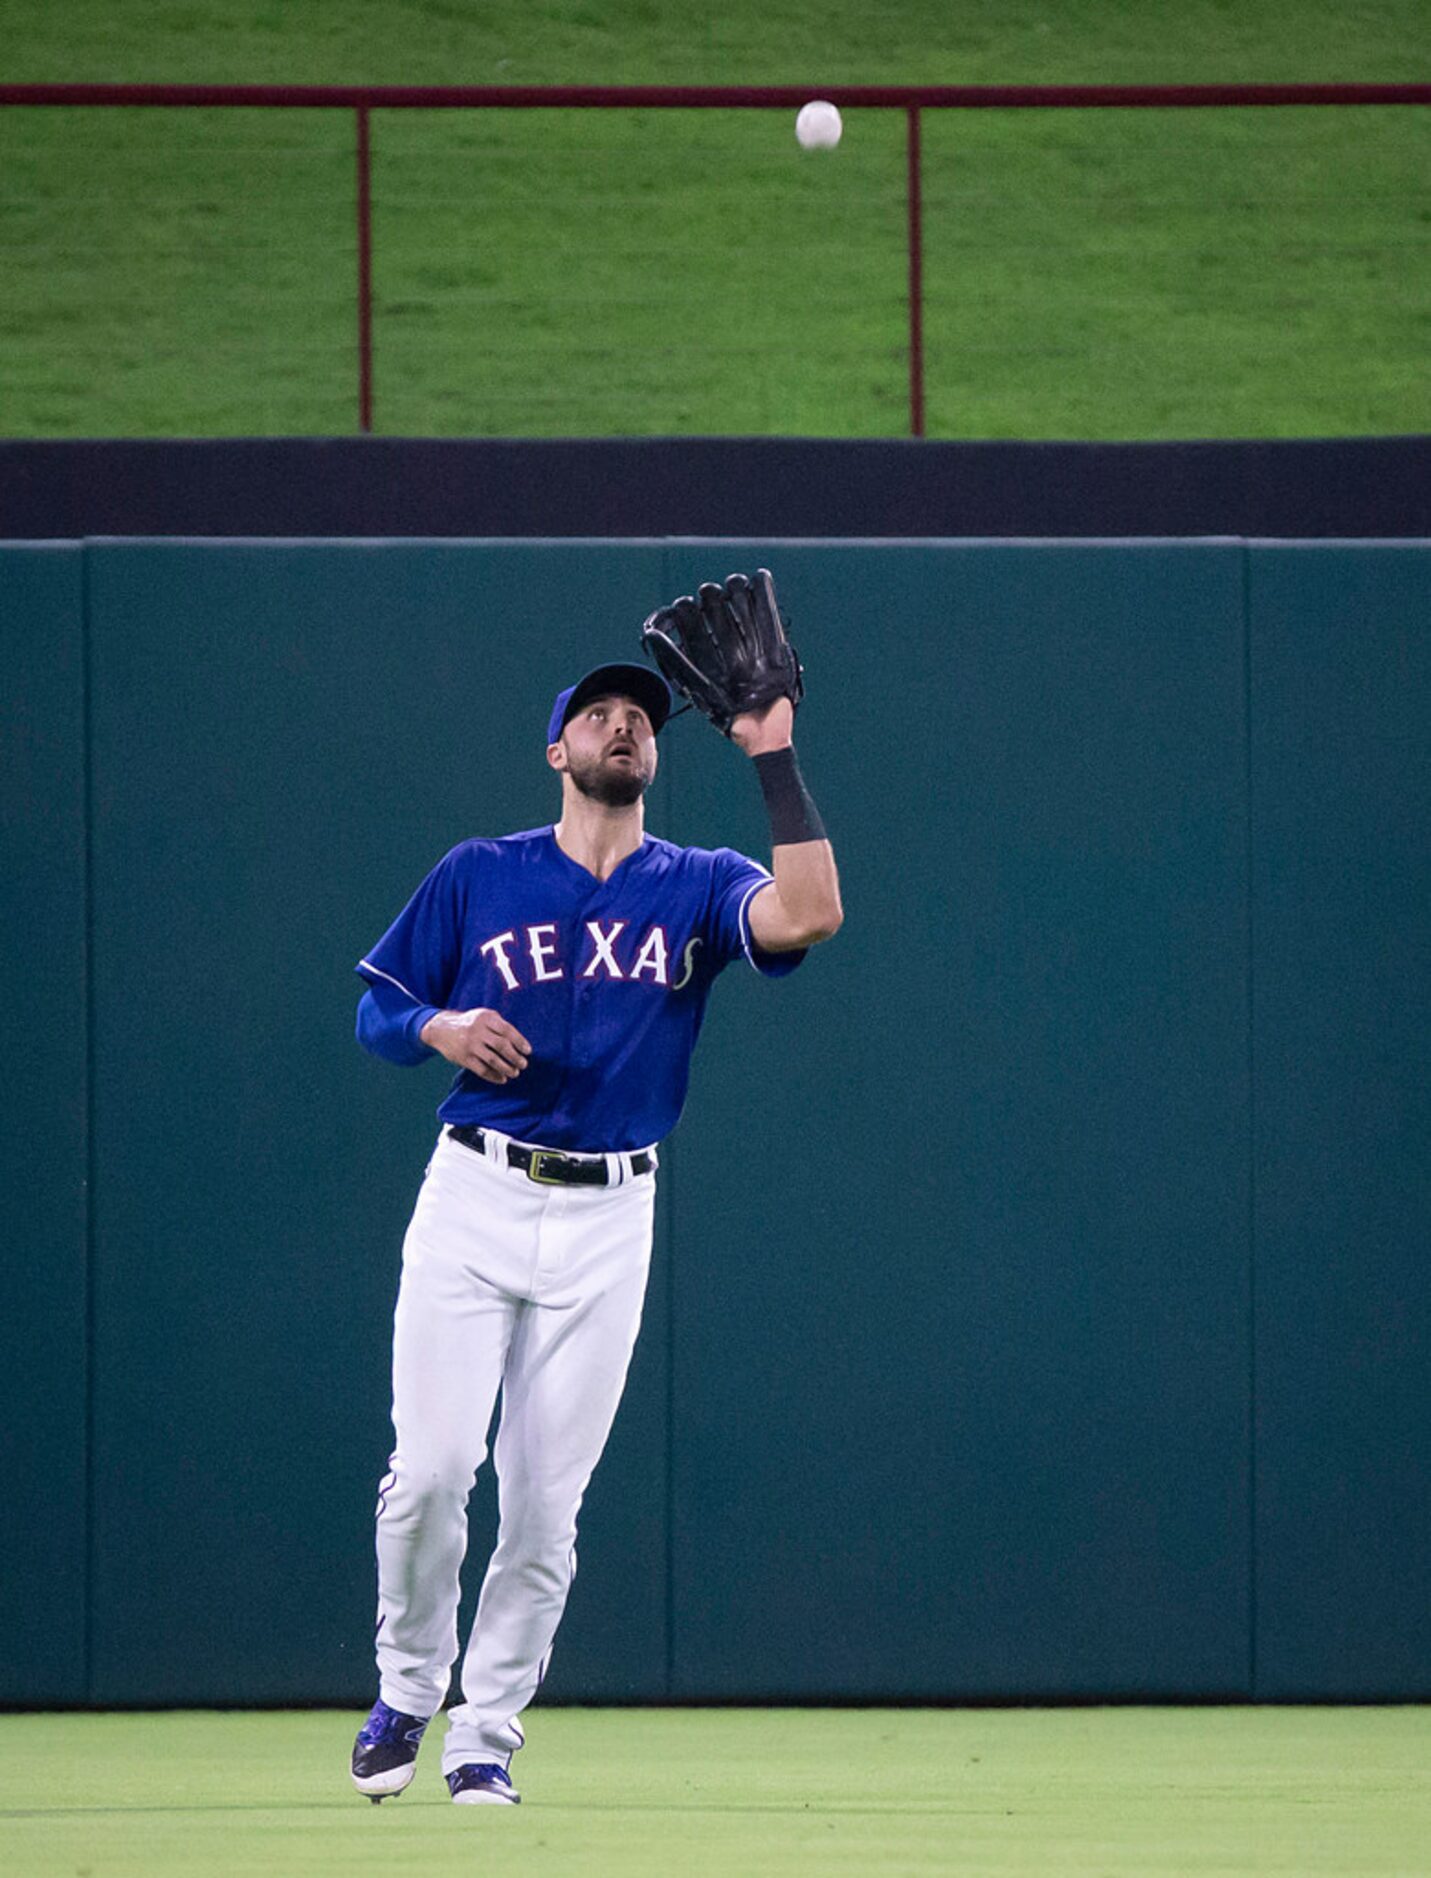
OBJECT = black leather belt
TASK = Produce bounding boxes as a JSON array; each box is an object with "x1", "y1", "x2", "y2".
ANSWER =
[{"x1": 448, "y1": 1124, "x2": 653, "y2": 1186}]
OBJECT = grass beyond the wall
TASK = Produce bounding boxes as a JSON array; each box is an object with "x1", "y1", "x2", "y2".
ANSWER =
[{"x1": 0, "y1": 2, "x2": 1427, "y2": 438}]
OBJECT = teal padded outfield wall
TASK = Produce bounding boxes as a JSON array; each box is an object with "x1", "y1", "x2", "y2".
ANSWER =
[{"x1": 2, "y1": 538, "x2": 1427, "y2": 1707}]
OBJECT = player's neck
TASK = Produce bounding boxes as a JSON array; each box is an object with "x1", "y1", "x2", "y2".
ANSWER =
[{"x1": 553, "y1": 796, "x2": 646, "y2": 881}]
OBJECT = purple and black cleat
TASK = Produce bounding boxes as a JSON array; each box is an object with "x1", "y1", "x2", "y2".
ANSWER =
[
  {"x1": 351, "y1": 1699, "x2": 431, "y2": 1802},
  {"x1": 447, "y1": 1762, "x2": 521, "y2": 1805}
]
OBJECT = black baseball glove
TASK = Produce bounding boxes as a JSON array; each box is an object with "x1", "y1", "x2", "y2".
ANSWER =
[{"x1": 641, "y1": 569, "x2": 804, "y2": 738}]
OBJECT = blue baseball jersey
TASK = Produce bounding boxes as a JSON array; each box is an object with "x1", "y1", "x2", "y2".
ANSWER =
[{"x1": 355, "y1": 826, "x2": 804, "y2": 1151}]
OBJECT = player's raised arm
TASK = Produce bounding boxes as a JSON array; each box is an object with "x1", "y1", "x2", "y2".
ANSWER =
[
  {"x1": 730, "y1": 696, "x2": 842, "y2": 951},
  {"x1": 640, "y1": 568, "x2": 842, "y2": 953}
]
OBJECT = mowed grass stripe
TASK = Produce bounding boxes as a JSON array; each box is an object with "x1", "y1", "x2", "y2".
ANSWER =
[
  {"x1": 3, "y1": 0, "x2": 1428, "y2": 89},
  {"x1": 2, "y1": 1706, "x2": 1429, "y2": 1876},
  {"x1": 920, "y1": 106, "x2": 1431, "y2": 440},
  {"x1": 0, "y1": 108, "x2": 359, "y2": 435},
  {"x1": 371, "y1": 108, "x2": 907, "y2": 437}
]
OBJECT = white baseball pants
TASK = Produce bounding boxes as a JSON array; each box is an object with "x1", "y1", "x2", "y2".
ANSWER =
[{"x1": 372, "y1": 1124, "x2": 656, "y2": 1773}]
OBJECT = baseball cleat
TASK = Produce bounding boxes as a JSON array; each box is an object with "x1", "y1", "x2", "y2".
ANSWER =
[
  {"x1": 351, "y1": 1698, "x2": 431, "y2": 1800},
  {"x1": 447, "y1": 1762, "x2": 521, "y2": 1805}
]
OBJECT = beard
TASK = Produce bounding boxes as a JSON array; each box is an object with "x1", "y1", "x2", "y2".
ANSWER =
[{"x1": 566, "y1": 749, "x2": 652, "y2": 808}]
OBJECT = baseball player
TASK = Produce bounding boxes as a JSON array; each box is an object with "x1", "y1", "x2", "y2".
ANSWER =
[{"x1": 349, "y1": 577, "x2": 841, "y2": 1806}]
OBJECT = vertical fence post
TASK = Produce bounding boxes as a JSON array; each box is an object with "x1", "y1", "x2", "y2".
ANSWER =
[
  {"x1": 356, "y1": 102, "x2": 374, "y2": 433},
  {"x1": 906, "y1": 103, "x2": 925, "y2": 439}
]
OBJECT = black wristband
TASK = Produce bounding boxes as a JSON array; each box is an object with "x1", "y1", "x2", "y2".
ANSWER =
[{"x1": 753, "y1": 745, "x2": 827, "y2": 846}]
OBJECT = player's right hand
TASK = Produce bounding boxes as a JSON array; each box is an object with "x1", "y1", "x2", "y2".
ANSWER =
[{"x1": 420, "y1": 1008, "x2": 532, "y2": 1083}]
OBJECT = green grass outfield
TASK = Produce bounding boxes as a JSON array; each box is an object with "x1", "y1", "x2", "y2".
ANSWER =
[
  {"x1": 3, "y1": 1706, "x2": 1429, "y2": 1876},
  {"x1": 0, "y1": 0, "x2": 1427, "y2": 439}
]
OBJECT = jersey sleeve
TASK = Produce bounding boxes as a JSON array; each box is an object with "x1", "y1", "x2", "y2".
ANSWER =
[
  {"x1": 706, "y1": 847, "x2": 807, "y2": 979},
  {"x1": 355, "y1": 976, "x2": 443, "y2": 1065},
  {"x1": 355, "y1": 844, "x2": 470, "y2": 1019}
]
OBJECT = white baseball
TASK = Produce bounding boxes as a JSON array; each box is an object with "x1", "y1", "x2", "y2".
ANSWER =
[{"x1": 795, "y1": 101, "x2": 842, "y2": 150}]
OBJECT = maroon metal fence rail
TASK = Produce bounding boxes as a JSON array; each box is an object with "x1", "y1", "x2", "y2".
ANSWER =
[
  {"x1": 4, "y1": 83, "x2": 1428, "y2": 438},
  {"x1": 355, "y1": 104, "x2": 373, "y2": 436},
  {"x1": 905, "y1": 106, "x2": 924, "y2": 439}
]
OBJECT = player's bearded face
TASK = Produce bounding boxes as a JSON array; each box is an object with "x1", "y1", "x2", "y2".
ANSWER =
[
  {"x1": 566, "y1": 743, "x2": 653, "y2": 806},
  {"x1": 561, "y1": 702, "x2": 656, "y2": 807}
]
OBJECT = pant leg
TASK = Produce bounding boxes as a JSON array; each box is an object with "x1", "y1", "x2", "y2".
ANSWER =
[
  {"x1": 372, "y1": 1138, "x2": 526, "y2": 1718},
  {"x1": 441, "y1": 1169, "x2": 656, "y2": 1771}
]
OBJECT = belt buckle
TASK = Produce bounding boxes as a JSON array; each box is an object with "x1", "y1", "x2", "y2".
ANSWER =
[{"x1": 526, "y1": 1149, "x2": 566, "y2": 1185}]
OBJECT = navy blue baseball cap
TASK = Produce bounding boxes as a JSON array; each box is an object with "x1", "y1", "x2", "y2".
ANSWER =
[{"x1": 546, "y1": 663, "x2": 674, "y2": 745}]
